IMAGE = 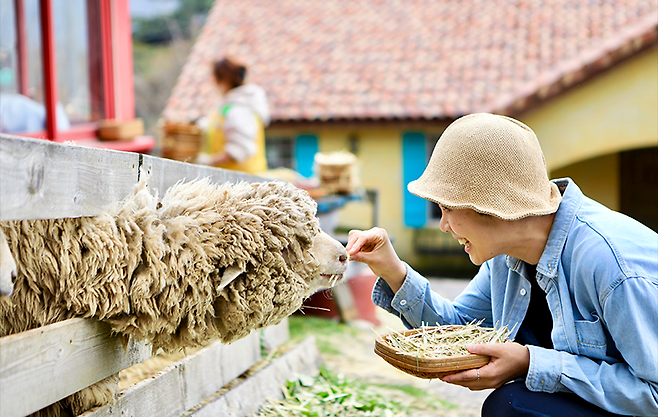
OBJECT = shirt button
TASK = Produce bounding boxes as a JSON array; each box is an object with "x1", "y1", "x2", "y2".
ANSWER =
[
  {"x1": 399, "y1": 300, "x2": 407, "y2": 306},
  {"x1": 520, "y1": 288, "x2": 527, "y2": 296}
]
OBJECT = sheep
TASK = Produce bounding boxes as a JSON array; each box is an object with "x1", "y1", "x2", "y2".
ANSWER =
[
  {"x1": 0, "y1": 229, "x2": 16, "y2": 297},
  {"x1": 0, "y1": 177, "x2": 349, "y2": 416}
]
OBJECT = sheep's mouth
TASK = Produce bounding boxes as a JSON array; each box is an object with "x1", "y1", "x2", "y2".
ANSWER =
[{"x1": 320, "y1": 273, "x2": 344, "y2": 287}]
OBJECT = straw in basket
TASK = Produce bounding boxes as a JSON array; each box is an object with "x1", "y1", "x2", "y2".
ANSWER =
[{"x1": 374, "y1": 324, "x2": 512, "y2": 379}]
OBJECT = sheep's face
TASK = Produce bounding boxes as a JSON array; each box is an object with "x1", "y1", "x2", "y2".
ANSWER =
[
  {"x1": 0, "y1": 229, "x2": 16, "y2": 297},
  {"x1": 306, "y1": 229, "x2": 349, "y2": 293}
]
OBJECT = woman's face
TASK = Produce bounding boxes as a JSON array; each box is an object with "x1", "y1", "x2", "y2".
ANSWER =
[{"x1": 438, "y1": 206, "x2": 506, "y2": 265}]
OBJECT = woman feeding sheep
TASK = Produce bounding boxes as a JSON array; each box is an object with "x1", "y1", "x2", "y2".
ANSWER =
[
  {"x1": 347, "y1": 113, "x2": 658, "y2": 417},
  {"x1": 195, "y1": 56, "x2": 270, "y2": 174}
]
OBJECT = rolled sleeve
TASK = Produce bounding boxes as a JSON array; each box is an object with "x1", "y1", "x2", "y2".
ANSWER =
[
  {"x1": 371, "y1": 277, "x2": 396, "y2": 313},
  {"x1": 371, "y1": 264, "x2": 427, "y2": 328},
  {"x1": 371, "y1": 263, "x2": 465, "y2": 329},
  {"x1": 526, "y1": 345, "x2": 563, "y2": 393}
]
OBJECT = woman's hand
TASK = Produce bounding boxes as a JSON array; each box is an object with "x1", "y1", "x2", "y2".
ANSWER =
[
  {"x1": 440, "y1": 342, "x2": 530, "y2": 390},
  {"x1": 346, "y1": 227, "x2": 407, "y2": 292}
]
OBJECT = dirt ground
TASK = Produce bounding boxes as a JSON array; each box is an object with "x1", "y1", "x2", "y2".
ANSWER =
[
  {"x1": 313, "y1": 312, "x2": 489, "y2": 417},
  {"x1": 304, "y1": 276, "x2": 491, "y2": 417}
]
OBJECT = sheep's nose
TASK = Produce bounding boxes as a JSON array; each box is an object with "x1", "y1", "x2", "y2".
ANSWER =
[{"x1": 339, "y1": 254, "x2": 348, "y2": 263}]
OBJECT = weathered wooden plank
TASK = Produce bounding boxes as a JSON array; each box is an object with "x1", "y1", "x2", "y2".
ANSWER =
[
  {"x1": 187, "y1": 336, "x2": 322, "y2": 417},
  {"x1": 261, "y1": 317, "x2": 290, "y2": 353},
  {"x1": 140, "y1": 155, "x2": 267, "y2": 197},
  {"x1": 0, "y1": 135, "x2": 270, "y2": 222},
  {"x1": 0, "y1": 318, "x2": 151, "y2": 417},
  {"x1": 0, "y1": 134, "x2": 139, "y2": 221},
  {"x1": 82, "y1": 332, "x2": 262, "y2": 417}
]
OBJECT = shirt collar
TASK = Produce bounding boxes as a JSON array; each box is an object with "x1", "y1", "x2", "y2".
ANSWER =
[
  {"x1": 537, "y1": 178, "x2": 582, "y2": 278},
  {"x1": 504, "y1": 178, "x2": 581, "y2": 279}
]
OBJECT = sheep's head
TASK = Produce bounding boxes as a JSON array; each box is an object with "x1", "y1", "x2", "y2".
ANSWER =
[
  {"x1": 304, "y1": 229, "x2": 348, "y2": 293},
  {"x1": 0, "y1": 229, "x2": 16, "y2": 297},
  {"x1": 211, "y1": 181, "x2": 349, "y2": 296}
]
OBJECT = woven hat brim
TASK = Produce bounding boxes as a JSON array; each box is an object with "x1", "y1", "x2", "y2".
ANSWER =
[{"x1": 408, "y1": 179, "x2": 562, "y2": 220}]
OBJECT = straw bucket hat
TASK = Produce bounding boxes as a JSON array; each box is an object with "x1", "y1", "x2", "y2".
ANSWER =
[{"x1": 408, "y1": 113, "x2": 561, "y2": 220}]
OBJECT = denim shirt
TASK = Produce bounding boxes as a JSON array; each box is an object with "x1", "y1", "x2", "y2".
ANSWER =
[{"x1": 372, "y1": 179, "x2": 658, "y2": 416}]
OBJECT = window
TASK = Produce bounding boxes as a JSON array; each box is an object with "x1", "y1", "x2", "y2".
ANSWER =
[
  {"x1": 53, "y1": 0, "x2": 104, "y2": 126},
  {"x1": 1, "y1": 0, "x2": 151, "y2": 152},
  {"x1": 1, "y1": 0, "x2": 105, "y2": 137},
  {"x1": 265, "y1": 136, "x2": 294, "y2": 170},
  {"x1": 0, "y1": 0, "x2": 48, "y2": 134}
]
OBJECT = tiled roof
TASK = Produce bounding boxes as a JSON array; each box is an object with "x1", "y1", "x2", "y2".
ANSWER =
[{"x1": 162, "y1": 0, "x2": 657, "y2": 123}]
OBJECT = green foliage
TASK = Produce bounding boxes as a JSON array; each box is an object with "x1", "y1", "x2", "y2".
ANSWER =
[
  {"x1": 133, "y1": 17, "x2": 173, "y2": 44},
  {"x1": 258, "y1": 367, "x2": 446, "y2": 417},
  {"x1": 132, "y1": 0, "x2": 215, "y2": 45},
  {"x1": 288, "y1": 315, "x2": 360, "y2": 355}
]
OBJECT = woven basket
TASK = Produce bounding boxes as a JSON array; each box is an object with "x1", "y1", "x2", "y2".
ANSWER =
[
  {"x1": 374, "y1": 327, "x2": 490, "y2": 379},
  {"x1": 314, "y1": 151, "x2": 359, "y2": 194},
  {"x1": 159, "y1": 121, "x2": 203, "y2": 162}
]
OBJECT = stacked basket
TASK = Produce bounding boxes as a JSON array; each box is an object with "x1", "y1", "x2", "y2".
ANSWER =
[{"x1": 159, "y1": 121, "x2": 203, "y2": 162}]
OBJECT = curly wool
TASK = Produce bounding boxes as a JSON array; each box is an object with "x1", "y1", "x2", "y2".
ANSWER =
[{"x1": 0, "y1": 178, "x2": 321, "y2": 352}]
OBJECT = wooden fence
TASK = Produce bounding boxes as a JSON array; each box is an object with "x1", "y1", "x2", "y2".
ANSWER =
[{"x1": 0, "y1": 134, "x2": 322, "y2": 417}]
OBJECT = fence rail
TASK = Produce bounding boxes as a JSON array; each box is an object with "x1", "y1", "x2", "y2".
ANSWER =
[{"x1": 0, "y1": 134, "x2": 302, "y2": 417}]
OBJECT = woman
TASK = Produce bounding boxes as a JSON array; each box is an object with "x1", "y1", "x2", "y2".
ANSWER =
[
  {"x1": 347, "y1": 113, "x2": 658, "y2": 416},
  {"x1": 196, "y1": 56, "x2": 269, "y2": 174}
]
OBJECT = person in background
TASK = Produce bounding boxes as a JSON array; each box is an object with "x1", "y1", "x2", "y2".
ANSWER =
[
  {"x1": 0, "y1": 49, "x2": 70, "y2": 134},
  {"x1": 347, "y1": 113, "x2": 658, "y2": 417},
  {"x1": 195, "y1": 56, "x2": 270, "y2": 174}
]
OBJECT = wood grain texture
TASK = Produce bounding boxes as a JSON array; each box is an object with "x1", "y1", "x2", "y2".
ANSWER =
[
  {"x1": 0, "y1": 134, "x2": 138, "y2": 221},
  {"x1": 0, "y1": 135, "x2": 269, "y2": 222},
  {"x1": 0, "y1": 318, "x2": 151, "y2": 417},
  {"x1": 82, "y1": 332, "x2": 262, "y2": 417},
  {"x1": 187, "y1": 336, "x2": 322, "y2": 417}
]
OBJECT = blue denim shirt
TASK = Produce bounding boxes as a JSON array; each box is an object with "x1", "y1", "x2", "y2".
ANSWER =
[{"x1": 372, "y1": 179, "x2": 658, "y2": 416}]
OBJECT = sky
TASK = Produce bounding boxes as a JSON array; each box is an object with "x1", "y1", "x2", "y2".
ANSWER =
[{"x1": 130, "y1": 0, "x2": 180, "y2": 19}]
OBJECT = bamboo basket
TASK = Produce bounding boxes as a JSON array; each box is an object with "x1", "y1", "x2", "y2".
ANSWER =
[
  {"x1": 159, "y1": 121, "x2": 203, "y2": 162},
  {"x1": 314, "y1": 151, "x2": 359, "y2": 194},
  {"x1": 374, "y1": 327, "x2": 491, "y2": 379}
]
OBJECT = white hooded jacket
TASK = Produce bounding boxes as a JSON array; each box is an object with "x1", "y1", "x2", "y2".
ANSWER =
[{"x1": 220, "y1": 83, "x2": 270, "y2": 162}]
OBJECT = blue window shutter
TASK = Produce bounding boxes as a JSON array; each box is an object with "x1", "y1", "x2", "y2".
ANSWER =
[
  {"x1": 295, "y1": 134, "x2": 318, "y2": 178},
  {"x1": 402, "y1": 132, "x2": 427, "y2": 228}
]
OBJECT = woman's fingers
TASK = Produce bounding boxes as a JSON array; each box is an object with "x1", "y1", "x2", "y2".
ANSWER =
[
  {"x1": 346, "y1": 228, "x2": 385, "y2": 256},
  {"x1": 441, "y1": 342, "x2": 530, "y2": 391}
]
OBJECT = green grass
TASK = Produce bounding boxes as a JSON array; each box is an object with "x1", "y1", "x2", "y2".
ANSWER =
[
  {"x1": 279, "y1": 315, "x2": 457, "y2": 416},
  {"x1": 288, "y1": 315, "x2": 360, "y2": 355},
  {"x1": 257, "y1": 366, "x2": 449, "y2": 417}
]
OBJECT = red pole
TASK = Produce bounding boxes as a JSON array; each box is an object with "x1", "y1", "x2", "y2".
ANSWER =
[
  {"x1": 39, "y1": 0, "x2": 58, "y2": 139},
  {"x1": 14, "y1": 0, "x2": 29, "y2": 96},
  {"x1": 100, "y1": 0, "x2": 115, "y2": 119}
]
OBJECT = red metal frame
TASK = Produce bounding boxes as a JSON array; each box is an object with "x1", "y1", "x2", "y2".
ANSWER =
[
  {"x1": 39, "y1": 0, "x2": 58, "y2": 140},
  {"x1": 87, "y1": 0, "x2": 105, "y2": 122},
  {"x1": 13, "y1": 0, "x2": 29, "y2": 96},
  {"x1": 113, "y1": 0, "x2": 136, "y2": 120},
  {"x1": 100, "y1": 0, "x2": 116, "y2": 120},
  {"x1": 11, "y1": 0, "x2": 151, "y2": 152}
]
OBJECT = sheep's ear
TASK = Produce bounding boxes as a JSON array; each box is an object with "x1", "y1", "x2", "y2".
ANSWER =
[{"x1": 217, "y1": 265, "x2": 245, "y2": 291}]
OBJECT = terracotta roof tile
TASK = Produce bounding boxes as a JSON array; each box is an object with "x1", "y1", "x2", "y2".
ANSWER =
[{"x1": 163, "y1": 0, "x2": 658, "y2": 123}]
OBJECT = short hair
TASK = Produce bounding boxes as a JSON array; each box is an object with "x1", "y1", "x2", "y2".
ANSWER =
[{"x1": 212, "y1": 56, "x2": 247, "y2": 89}]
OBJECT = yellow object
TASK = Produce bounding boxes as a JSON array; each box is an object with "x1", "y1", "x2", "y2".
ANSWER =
[{"x1": 204, "y1": 105, "x2": 267, "y2": 174}]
